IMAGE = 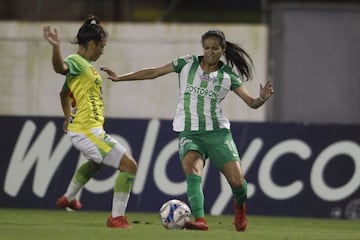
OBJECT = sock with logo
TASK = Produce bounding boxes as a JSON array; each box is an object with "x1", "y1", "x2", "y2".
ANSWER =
[
  {"x1": 112, "y1": 172, "x2": 135, "y2": 217},
  {"x1": 186, "y1": 174, "x2": 205, "y2": 218}
]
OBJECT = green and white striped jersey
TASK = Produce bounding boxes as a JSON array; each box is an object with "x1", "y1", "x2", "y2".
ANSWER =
[{"x1": 172, "y1": 55, "x2": 243, "y2": 132}]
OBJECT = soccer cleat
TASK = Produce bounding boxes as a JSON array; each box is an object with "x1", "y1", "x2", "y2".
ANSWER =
[
  {"x1": 185, "y1": 217, "x2": 209, "y2": 231},
  {"x1": 56, "y1": 195, "x2": 82, "y2": 210},
  {"x1": 234, "y1": 200, "x2": 247, "y2": 231},
  {"x1": 107, "y1": 215, "x2": 131, "y2": 229}
]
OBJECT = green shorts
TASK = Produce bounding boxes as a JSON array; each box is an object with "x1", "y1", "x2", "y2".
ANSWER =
[{"x1": 178, "y1": 128, "x2": 241, "y2": 170}]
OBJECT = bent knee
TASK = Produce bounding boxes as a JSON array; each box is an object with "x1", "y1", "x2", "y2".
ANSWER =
[
  {"x1": 118, "y1": 153, "x2": 137, "y2": 174},
  {"x1": 89, "y1": 161, "x2": 102, "y2": 172},
  {"x1": 182, "y1": 158, "x2": 204, "y2": 176}
]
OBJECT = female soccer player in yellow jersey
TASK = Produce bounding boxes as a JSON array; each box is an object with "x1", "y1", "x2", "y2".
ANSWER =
[
  {"x1": 43, "y1": 15, "x2": 137, "y2": 228},
  {"x1": 101, "y1": 29, "x2": 274, "y2": 231}
]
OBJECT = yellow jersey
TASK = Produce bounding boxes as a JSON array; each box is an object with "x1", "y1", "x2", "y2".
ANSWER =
[{"x1": 63, "y1": 54, "x2": 104, "y2": 132}]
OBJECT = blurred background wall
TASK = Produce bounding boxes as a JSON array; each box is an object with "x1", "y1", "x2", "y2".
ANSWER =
[
  {"x1": 0, "y1": 0, "x2": 359, "y2": 124},
  {"x1": 268, "y1": 3, "x2": 360, "y2": 124},
  {"x1": 0, "y1": 22, "x2": 268, "y2": 120}
]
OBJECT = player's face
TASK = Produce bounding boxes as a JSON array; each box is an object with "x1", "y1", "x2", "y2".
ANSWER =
[
  {"x1": 202, "y1": 36, "x2": 225, "y2": 66},
  {"x1": 91, "y1": 38, "x2": 107, "y2": 61}
]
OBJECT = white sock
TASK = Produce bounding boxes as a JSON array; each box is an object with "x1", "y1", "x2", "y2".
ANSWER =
[
  {"x1": 64, "y1": 180, "x2": 83, "y2": 201},
  {"x1": 112, "y1": 192, "x2": 130, "y2": 218}
]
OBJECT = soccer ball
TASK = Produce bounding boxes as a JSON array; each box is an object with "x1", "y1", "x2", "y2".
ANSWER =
[{"x1": 159, "y1": 199, "x2": 191, "y2": 229}]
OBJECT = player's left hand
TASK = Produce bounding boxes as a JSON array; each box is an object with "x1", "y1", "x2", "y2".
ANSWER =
[{"x1": 259, "y1": 80, "x2": 274, "y2": 101}]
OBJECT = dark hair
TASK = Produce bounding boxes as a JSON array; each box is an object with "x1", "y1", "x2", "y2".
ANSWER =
[
  {"x1": 201, "y1": 29, "x2": 253, "y2": 81},
  {"x1": 72, "y1": 15, "x2": 108, "y2": 45}
]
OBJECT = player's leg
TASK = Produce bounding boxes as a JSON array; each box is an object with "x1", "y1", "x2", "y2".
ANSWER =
[
  {"x1": 222, "y1": 161, "x2": 248, "y2": 231},
  {"x1": 57, "y1": 130, "x2": 104, "y2": 210},
  {"x1": 57, "y1": 161, "x2": 101, "y2": 210},
  {"x1": 182, "y1": 151, "x2": 208, "y2": 231},
  {"x1": 209, "y1": 129, "x2": 247, "y2": 231},
  {"x1": 101, "y1": 134, "x2": 137, "y2": 229},
  {"x1": 179, "y1": 134, "x2": 209, "y2": 230}
]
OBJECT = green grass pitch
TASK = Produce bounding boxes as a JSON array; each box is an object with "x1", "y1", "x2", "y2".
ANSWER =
[{"x1": 0, "y1": 208, "x2": 359, "y2": 240}]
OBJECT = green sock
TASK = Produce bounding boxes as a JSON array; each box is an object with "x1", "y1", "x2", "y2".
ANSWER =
[
  {"x1": 114, "y1": 172, "x2": 135, "y2": 193},
  {"x1": 111, "y1": 172, "x2": 135, "y2": 217},
  {"x1": 73, "y1": 162, "x2": 101, "y2": 185},
  {"x1": 232, "y1": 179, "x2": 248, "y2": 206},
  {"x1": 186, "y1": 174, "x2": 204, "y2": 218}
]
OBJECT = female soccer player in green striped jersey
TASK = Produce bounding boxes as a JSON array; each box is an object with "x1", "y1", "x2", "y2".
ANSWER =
[
  {"x1": 101, "y1": 29, "x2": 274, "y2": 231},
  {"x1": 43, "y1": 15, "x2": 137, "y2": 228}
]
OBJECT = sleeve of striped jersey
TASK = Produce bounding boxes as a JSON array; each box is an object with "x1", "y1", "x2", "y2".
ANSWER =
[
  {"x1": 229, "y1": 71, "x2": 243, "y2": 90},
  {"x1": 172, "y1": 55, "x2": 194, "y2": 73}
]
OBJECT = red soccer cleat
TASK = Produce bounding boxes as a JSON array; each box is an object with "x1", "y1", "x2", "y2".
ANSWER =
[
  {"x1": 185, "y1": 217, "x2": 209, "y2": 231},
  {"x1": 234, "y1": 200, "x2": 247, "y2": 231},
  {"x1": 107, "y1": 215, "x2": 131, "y2": 229},
  {"x1": 56, "y1": 195, "x2": 82, "y2": 210}
]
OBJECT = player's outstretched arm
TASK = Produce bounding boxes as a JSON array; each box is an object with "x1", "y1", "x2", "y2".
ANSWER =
[
  {"x1": 43, "y1": 26, "x2": 68, "y2": 75},
  {"x1": 100, "y1": 63, "x2": 174, "y2": 82}
]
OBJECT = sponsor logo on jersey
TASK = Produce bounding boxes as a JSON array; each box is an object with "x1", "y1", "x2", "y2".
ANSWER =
[{"x1": 185, "y1": 84, "x2": 218, "y2": 99}]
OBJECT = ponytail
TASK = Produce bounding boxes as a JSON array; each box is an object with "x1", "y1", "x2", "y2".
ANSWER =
[
  {"x1": 201, "y1": 29, "x2": 253, "y2": 81},
  {"x1": 224, "y1": 41, "x2": 253, "y2": 81},
  {"x1": 72, "y1": 15, "x2": 108, "y2": 45}
]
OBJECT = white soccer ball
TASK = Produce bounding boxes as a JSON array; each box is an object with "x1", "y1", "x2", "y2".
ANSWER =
[{"x1": 159, "y1": 199, "x2": 191, "y2": 229}]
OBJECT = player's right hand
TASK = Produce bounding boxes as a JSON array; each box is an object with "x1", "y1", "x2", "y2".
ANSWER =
[
  {"x1": 43, "y1": 26, "x2": 60, "y2": 47},
  {"x1": 100, "y1": 67, "x2": 118, "y2": 81}
]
